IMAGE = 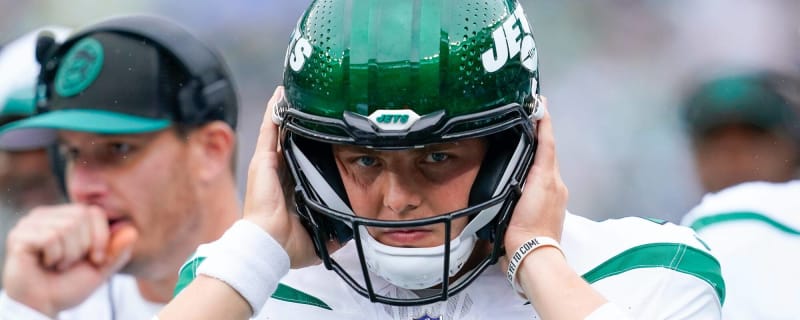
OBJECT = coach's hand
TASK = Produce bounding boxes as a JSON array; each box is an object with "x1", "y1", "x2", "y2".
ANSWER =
[
  {"x1": 2, "y1": 204, "x2": 137, "y2": 317},
  {"x1": 242, "y1": 86, "x2": 338, "y2": 268}
]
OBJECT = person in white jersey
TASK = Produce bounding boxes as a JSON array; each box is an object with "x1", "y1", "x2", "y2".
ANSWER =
[
  {"x1": 160, "y1": 1, "x2": 724, "y2": 319},
  {"x1": 681, "y1": 70, "x2": 800, "y2": 194},
  {"x1": 0, "y1": 15, "x2": 241, "y2": 320},
  {"x1": 681, "y1": 70, "x2": 800, "y2": 320}
]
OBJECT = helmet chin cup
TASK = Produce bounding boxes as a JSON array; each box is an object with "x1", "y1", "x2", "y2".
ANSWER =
[{"x1": 360, "y1": 227, "x2": 478, "y2": 290}]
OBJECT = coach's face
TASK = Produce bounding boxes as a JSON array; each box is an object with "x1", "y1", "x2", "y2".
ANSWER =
[
  {"x1": 59, "y1": 128, "x2": 203, "y2": 275},
  {"x1": 693, "y1": 124, "x2": 800, "y2": 192}
]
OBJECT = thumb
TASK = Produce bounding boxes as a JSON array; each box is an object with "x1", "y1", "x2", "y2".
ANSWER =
[{"x1": 98, "y1": 226, "x2": 138, "y2": 275}]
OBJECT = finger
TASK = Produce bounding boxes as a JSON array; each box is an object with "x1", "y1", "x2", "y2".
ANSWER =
[
  {"x1": 539, "y1": 96, "x2": 562, "y2": 174},
  {"x1": 245, "y1": 86, "x2": 289, "y2": 221},
  {"x1": 255, "y1": 86, "x2": 284, "y2": 159},
  {"x1": 56, "y1": 219, "x2": 90, "y2": 270},
  {"x1": 11, "y1": 209, "x2": 63, "y2": 268},
  {"x1": 40, "y1": 231, "x2": 64, "y2": 268},
  {"x1": 531, "y1": 97, "x2": 556, "y2": 174},
  {"x1": 75, "y1": 211, "x2": 93, "y2": 260},
  {"x1": 38, "y1": 214, "x2": 79, "y2": 269},
  {"x1": 88, "y1": 206, "x2": 110, "y2": 264}
]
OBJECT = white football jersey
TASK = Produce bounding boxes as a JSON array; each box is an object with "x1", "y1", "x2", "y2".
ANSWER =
[
  {"x1": 682, "y1": 180, "x2": 800, "y2": 320},
  {"x1": 250, "y1": 213, "x2": 722, "y2": 319},
  {"x1": 0, "y1": 274, "x2": 163, "y2": 320}
]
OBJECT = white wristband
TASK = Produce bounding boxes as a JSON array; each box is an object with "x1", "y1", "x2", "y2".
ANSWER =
[
  {"x1": 196, "y1": 220, "x2": 290, "y2": 316},
  {"x1": 506, "y1": 236, "x2": 563, "y2": 295}
]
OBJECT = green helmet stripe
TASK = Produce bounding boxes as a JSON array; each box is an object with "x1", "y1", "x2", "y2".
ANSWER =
[
  {"x1": 437, "y1": 0, "x2": 451, "y2": 114},
  {"x1": 376, "y1": 1, "x2": 413, "y2": 109},
  {"x1": 349, "y1": 0, "x2": 370, "y2": 112},
  {"x1": 418, "y1": 0, "x2": 441, "y2": 107}
]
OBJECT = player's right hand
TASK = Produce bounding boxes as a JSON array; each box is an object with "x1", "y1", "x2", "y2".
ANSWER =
[
  {"x1": 242, "y1": 86, "x2": 340, "y2": 268},
  {"x1": 2, "y1": 203, "x2": 137, "y2": 317}
]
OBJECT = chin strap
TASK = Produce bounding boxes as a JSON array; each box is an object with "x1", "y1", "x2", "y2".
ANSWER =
[{"x1": 359, "y1": 226, "x2": 478, "y2": 290}]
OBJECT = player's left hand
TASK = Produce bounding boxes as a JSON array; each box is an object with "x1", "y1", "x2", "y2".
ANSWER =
[
  {"x1": 499, "y1": 97, "x2": 611, "y2": 319},
  {"x1": 503, "y1": 96, "x2": 567, "y2": 254}
]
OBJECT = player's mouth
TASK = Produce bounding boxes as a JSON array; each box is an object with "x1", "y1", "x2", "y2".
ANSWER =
[{"x1": 376, "y1": 228, "x2": 435, "y2": 247}]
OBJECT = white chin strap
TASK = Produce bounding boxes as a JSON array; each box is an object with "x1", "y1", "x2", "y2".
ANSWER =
[{"x1": 360, "y1": 227, "x2": 478, "y2": 290}]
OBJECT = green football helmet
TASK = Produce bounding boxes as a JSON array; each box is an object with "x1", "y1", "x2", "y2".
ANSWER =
[{"x1": 277, "y1": 0, "x2": 541, "y2": 306}]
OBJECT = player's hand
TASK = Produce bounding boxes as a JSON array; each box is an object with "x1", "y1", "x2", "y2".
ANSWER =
[
  {"x1": 2, "y1": 204, "x2": 137, "y2": 317},
  {"x1": 503, "y1": 97, "x2": 567, "y2": 254},
  {"x1": 499, "y1": 97, "x2": 610, "y2": 318},
  {"x1": 242, "y1": 86, "x2": 339, "y2": 268}
]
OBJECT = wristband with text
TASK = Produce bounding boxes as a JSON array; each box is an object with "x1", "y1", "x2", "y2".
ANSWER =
[{"x1": 506, "y1": 236, "x2": 564, "y2": 295}]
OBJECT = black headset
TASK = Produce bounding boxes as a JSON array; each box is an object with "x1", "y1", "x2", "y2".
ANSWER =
[{"x1": 36, "y1": 15, "x2": 239, "y2": 197}]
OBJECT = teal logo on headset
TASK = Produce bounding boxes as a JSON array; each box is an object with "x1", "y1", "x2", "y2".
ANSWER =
[{"x1": 55, "y1": 37, "x2": 104, "y2": 97}]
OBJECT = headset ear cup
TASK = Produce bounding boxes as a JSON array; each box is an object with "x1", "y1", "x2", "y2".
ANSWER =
[
  {"x1": 47, "y1": 144, "x2": 68, "y2": 198},
  {"x1": 176, "y1": 79, "x2": 201, "y2": 123}
]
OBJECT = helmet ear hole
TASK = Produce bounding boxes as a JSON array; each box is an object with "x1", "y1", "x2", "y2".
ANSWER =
[
  {"x1": 468, "y1": 130, "x2": 518, "y2": 206},
  {"x1": 293, "y1": 137, "x2": 350, "y2": 204},
  {"x1": 469, "y1": 129, "x2": 527, "y2": 241},
  {"x1": 291, "y1": 136, "x2": 354, "y2": 244}
]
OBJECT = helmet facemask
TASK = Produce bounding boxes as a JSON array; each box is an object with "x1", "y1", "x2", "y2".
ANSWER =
[{"x1": 280, "y1": 99, "x2": 538, "y2": 306}]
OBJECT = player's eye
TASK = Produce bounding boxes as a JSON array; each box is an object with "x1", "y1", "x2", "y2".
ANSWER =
[
  {"x1": 424, "y1": 152, "x2": 449, "y2": 163},
  {"x1": 356, "y1": 156, "x2": 378, "y2": 167}
]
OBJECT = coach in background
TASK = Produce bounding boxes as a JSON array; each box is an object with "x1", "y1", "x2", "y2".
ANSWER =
[
  {"x1": 0, "y1": 26, "x2": 70, "y2": 289},
  {"x1": 0, "y1": 15, "x2": 241, "y2": 319},
  {"x1": 681, "y1": 70, "x2": 800, "y2": 320},
  {"x1": 682, "y1": 70, "x2": 800, "y2": 193}
]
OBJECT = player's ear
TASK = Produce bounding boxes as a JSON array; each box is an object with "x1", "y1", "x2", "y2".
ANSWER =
[{"x1": 188, "y1": 121, "x2": 236, "y2": 182}]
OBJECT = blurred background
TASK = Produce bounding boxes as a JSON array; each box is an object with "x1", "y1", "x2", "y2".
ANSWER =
[{"x1": 1, "y1": 0, "x2": 798, "y2": 223}]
